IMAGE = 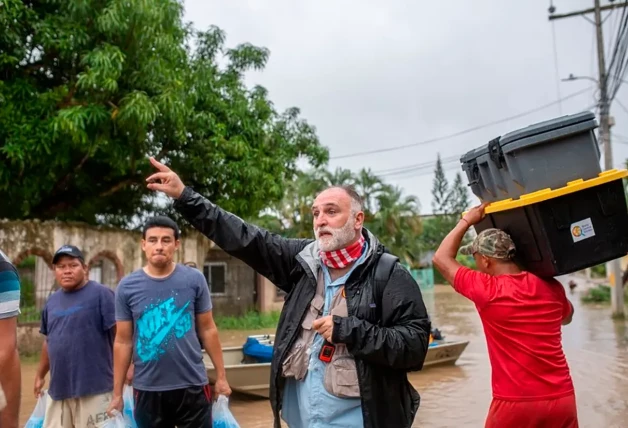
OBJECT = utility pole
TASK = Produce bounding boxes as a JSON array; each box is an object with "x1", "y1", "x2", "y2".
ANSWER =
[{"x1": 549, "y1": 0, "x2": 627, "y2": 318}]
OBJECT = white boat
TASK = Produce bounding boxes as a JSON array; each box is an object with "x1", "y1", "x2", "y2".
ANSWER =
[
  {"x1": 204, "y1": 334, "x2": 274, "y2": 398},
  {"x1": 204, "y1": 335, "x2": 469, "y2": 399},
  {"x1": 423, "y1": 339, "x2": 470, "y2": 367}
]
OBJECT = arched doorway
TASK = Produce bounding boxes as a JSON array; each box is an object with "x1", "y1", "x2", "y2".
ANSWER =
[{"x1": 88, "y1": 250, "x2": 124, "y2": 290}]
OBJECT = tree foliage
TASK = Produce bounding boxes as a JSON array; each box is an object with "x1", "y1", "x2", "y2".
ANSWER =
[
  {"x1": 431, "y1": 154, "x2": 450, "y2": 215},
  {"x1": 420, "y1": 157, "x2": 473, "y2": 253},
  {"x1": 0, "y1": 0, "x2": 327, "y2": 226}
]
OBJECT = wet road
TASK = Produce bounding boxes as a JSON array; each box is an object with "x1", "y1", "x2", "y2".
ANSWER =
[{"x1": 19, "y1": 276, "x2": 628, "y2": 427}]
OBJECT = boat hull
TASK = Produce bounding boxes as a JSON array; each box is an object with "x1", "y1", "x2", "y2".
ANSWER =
[{"x1": 205, "y1": 337, "x2": 469, "y2": 399}]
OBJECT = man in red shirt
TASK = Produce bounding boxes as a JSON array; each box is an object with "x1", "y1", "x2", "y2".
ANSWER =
[{"x1": 433, "y1": 204, "x2": 578, "y2": 428}]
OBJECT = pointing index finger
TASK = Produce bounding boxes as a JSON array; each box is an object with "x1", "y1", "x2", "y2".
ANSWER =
[{"x1": 149, "y1": 156, "x2": 171, "y2": 172}]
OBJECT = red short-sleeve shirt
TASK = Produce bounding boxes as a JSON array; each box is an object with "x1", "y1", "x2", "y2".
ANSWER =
[{"x1": 454, "y1": 267, "x2": 574, "y2": 401}]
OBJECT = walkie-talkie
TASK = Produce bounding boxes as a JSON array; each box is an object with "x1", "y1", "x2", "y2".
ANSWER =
[{"x1": 318, "y1": 340, "x2": 335, "y2": 363}]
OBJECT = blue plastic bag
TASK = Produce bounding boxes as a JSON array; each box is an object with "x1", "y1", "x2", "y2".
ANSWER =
[
  {"x1": 212, "y1": 395, "x2": 240, "y2": 428},
  {"x1": 25, "y1": 391, "x2": 47, "y2": 428},
  {"x1": 122, "y1": 385, "x2": 138, "y2": 428}
]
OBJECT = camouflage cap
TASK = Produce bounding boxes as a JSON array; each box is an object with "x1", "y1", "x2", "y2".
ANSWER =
[{"x1": 459, "y1": 228, "x2": 516, "y2": 260}]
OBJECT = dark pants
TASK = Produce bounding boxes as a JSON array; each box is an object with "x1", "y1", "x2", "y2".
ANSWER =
[{"x1": 134, "y1": 385, "x2": 212, "y2": 428}]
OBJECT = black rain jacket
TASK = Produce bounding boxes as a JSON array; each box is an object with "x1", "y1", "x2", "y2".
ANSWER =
[{"x1": 174, "y1": 187, "x2": 431, "y2": 428}]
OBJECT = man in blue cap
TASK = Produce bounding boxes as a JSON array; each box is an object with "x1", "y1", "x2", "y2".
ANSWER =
[{"x1": 35, "y1": 245, "x2": 117, "y2": 428}]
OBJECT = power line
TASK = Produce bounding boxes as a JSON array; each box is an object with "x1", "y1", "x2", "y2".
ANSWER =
[
  {"x1": 377, "y1": 102, "x2": 599, "y2": 181},
  {"x1": 386, "y1": 163, "x2": 461, "y2": 182},
  {"x1": 330, "y1": 88, "x2": 591, "y2": 160},
  {"x1": 374, "y1": 154, "x2": 459, "y2": 176},
  {"x1": 614, "y1": 97, "x2": 628, "y2": 116}
]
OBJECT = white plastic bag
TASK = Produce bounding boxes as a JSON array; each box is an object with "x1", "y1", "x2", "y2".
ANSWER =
[
  {"x1": 212, "y1": 395, "x2": 240, "y2": 428},
  {"x1": 101, "y1": 412, "x2": 128, "y2": 428},
  {"x1": 100, "y1": 386, "x2": 137, "y2": 428},
  {"x1": 25, "y1": 391, "x2": 48, "y2": 428}
]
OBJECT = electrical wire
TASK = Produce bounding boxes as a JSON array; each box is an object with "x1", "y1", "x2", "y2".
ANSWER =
[
  {"x1": 376, "y1": 102, "x2": 599, "y2": 181},
  {"x1": 331, "y1": 88, "x2": 591, "y2": 160},
  {"x1": 606, "y1": 1, "x2": 628, "y2": 101}
]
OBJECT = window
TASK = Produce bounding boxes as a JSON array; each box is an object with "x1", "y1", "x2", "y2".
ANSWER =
[
  {"x1": 203, "y1": 262, "x2": 226, "y2": 294},
  {"x1": 89, "y1": 261, "x2": 103, "y2": 284}
]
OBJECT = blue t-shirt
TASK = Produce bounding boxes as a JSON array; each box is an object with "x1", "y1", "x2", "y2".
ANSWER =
[
  {"x1": 40, "y1": 281, "x2": 116, "y2": 401},
  {"x1": 115, "y1": 264, "x2": 212, "y2": 391}
]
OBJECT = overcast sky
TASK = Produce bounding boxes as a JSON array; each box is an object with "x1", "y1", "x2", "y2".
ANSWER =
[{"x1": 183, "y1": 0, "x2": 628, "y2": 214}]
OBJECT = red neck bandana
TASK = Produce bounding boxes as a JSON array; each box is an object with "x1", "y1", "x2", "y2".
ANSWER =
[{"x1": 320, "y1": 236, "x2": 366, "y2": 269}]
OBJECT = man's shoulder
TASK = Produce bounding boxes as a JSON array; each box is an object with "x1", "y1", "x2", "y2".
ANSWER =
[
  {"x1": 0, "y1": 258, "x2": 18, "y2": 276},
  {"x1": 118, "y1": 269, "x2": 145, "y2": 286},
  {"x1": 0, "y1": 258, "x2": 20, "y2": 293},
  {"x1": 88, "y1": 281, "x2": 115, "y2": 297},
  {"x1": 177, "y1": 264, "x2": 206, "y2": 282}
]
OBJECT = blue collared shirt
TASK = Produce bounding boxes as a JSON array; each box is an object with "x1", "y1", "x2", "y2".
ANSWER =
[{"x1": 281, "y1": 243, "x2": 368, "y2": 428}]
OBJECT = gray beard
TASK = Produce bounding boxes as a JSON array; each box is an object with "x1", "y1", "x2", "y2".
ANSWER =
[{"x1": 315, "y1": 218, "x2": 357, "y2": 252}]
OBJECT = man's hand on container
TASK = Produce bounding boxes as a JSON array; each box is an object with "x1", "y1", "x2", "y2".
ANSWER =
[
  {"x1": 462, "y1": 202, "x2": 490, "y2": 226},
  {"x1": 146, "y1": 157, "x2": 186, "y2": 199}
]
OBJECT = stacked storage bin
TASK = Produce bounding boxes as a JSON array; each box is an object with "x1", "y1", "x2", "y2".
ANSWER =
[{"x1": 460, "y1": 111, "x2": 628, "y2": 277}]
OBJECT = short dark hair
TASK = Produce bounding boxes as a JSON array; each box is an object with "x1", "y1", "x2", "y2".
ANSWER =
[
  {"x1": 142, "y1": 216, "x2": 180, "y2": 240},
  {"x1": 325, "y1": 185, "x2": 364, "y2": 212}
]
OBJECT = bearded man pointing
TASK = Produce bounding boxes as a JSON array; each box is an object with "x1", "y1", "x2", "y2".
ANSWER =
[{"x1": 145, "y1": 157, "x2": 431, "y2": 428}]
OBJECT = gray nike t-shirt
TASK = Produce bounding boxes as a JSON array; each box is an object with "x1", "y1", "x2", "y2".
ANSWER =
[{"x1": 115, "y1": 264, "x2": 212, "y2": 391}]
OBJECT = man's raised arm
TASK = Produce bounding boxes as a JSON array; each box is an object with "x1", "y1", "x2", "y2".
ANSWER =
[{"x1": 146, "y1": 157, "x2": 308, "y2": 289}]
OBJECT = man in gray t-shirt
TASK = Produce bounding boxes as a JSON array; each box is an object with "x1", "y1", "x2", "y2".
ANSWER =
[
  {"x1": 107, "y1": 216, "x2": 231, "y2": 427},
  {"x1": 115, "y1": 265, "x2": 210, "y2": 389}
]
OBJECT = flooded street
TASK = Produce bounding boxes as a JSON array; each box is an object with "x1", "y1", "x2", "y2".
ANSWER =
[{"x1": 19, "y1": 276, "x2": 628, "y2": 427}]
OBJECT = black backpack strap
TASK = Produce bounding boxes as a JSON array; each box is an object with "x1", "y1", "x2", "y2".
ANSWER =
[{"x1": 373, "y1": 252, "x2": 399, "y2": 324}]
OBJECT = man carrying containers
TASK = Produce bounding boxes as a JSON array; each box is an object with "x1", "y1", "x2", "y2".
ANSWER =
[{"x1": 433, "y1": 203, "x2": 578, "y2": 428}]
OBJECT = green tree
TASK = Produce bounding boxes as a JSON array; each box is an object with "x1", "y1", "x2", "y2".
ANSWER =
[
  {"x1": 354, "y1": 168, "x2": 384, "y2": 222},
  {"x1": 0, "y1": 1, "x2": 326, "y2": 227},
  {"x1": 431, "y1": 154, "x2": 450, "y2": 214},
  {"x1": 448, "y1": 172, "x2": 471, "y2": 217},
  {"x1": 419, "y1": 160, "x2": 473, "y2": 255},
  {"x1": 367, "y1": 184, "x2": 422, "y2": 266}
]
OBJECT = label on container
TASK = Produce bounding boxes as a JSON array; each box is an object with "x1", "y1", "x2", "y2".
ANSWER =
[{"x1": 570, "y1": 218, "x2": 595, "y2": 243}]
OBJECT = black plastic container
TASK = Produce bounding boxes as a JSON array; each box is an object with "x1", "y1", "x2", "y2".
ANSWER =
[{"x1": 473, "y1": 170, "x2": 628, "y2": 278}]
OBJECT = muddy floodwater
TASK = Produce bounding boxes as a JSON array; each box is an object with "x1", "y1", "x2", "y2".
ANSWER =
[{"x1": 19, "y1": 275, "x2": 628, "y2": 427}]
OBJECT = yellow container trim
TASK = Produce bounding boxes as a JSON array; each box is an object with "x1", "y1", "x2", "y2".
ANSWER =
[{"x1": 463, "y1": 169, "x2": 628, "y2": 216}]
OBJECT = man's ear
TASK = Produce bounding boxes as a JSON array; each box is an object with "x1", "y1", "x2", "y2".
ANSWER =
[
  {"x1": 355, "y1": 211, "x2": 365, "y2": 229},
  {"x1": 480, "y1": 255, "x2": 491, "y2": 269}
]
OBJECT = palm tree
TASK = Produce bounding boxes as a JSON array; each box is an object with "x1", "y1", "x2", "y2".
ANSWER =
[
  {"x1": 354, "y1": 168, "x2": 383, "y2": 221},
  {"x1": 321, "y1": 167, "x2": 355, "y2": 188},
  {"x1": 368, "y1": 184, "x2": 422, "y2": 266}
]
